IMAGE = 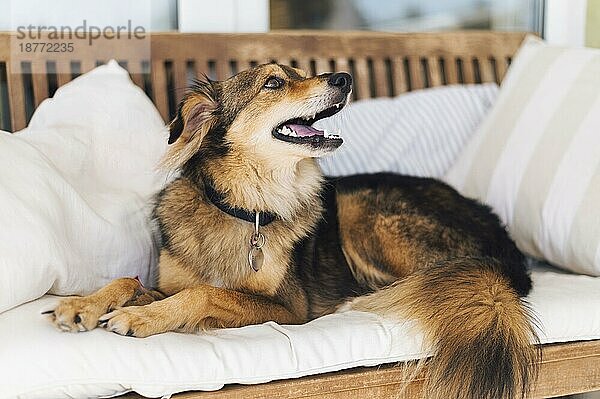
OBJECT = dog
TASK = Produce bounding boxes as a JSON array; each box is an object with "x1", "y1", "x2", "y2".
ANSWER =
[{"x1": 48, "y1": 63, "x2": 538, "y2": 399}]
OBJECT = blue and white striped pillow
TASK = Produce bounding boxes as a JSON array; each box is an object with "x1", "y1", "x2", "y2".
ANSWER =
[{"x1": 315, "y1": 83, "x2": 498, "y2": 178}]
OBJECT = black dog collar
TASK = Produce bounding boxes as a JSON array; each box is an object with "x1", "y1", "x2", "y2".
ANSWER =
[{"x1": 203, "y1": 180, "x2": 277, "y2": 226}]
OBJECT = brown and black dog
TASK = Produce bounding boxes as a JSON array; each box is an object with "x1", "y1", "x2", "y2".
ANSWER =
[{"x1": 48, "y1": 63, "x2": 538, "y2": 399}]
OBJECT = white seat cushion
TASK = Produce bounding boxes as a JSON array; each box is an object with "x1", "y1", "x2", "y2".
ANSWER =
[{"x1": 1, "y1": 266, "x2": 600, "y2": 399}]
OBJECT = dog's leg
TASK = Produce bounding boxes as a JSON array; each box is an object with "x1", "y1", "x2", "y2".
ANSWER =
[
  {"x1": 48, "y1": 277, "x2": 164, "y2": 332},
  {"x1": 99, "y1": 284, "x2": 303, "y2": 337}
]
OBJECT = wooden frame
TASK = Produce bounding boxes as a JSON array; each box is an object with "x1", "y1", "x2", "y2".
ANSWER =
[
  {"x1": 1, "y1": 30, "x2": 524, "y2": 131},
  {"x1": 120, "y1": 340, "x2": 600, "y2": 399},
  {"x1": 1, "y1": 30, "x2": 599, "y2": 398}
]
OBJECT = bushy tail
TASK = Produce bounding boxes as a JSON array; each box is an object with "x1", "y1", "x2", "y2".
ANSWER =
[{"x1": 350, "y1": 257, "x2": 539, "y2": 399}]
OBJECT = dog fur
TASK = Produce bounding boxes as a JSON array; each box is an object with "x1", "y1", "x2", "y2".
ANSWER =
[{"x1": 49, "y1": 63, "x2": 538, "y2": 398}]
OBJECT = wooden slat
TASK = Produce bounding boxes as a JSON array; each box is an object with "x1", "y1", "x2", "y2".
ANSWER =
[
  {"x1": 407, "y1": 57, "x2": 423, "y2": 91},
  {"x1": 278, "y1": 58, "x2": 295, "y2": 70},
  {"x1": 479, "y1": 57, "x2": 496, "y2": 83},
  {"x1": 199, "y1": 59, "x2": 213, "y2": 79},
  {"x1": 128, "y1": 60, "x2": 145, "y2": 89},
  {"x1": 391, "y1": 56, "x2": 408, "y2": 95},
  {"x1": 444, "y1": 57, "x2": 460, "y2": 84},
  {"x1": 294, "y1": 59, "x2": 312, "y2": 77},
  {"x1": 80, "y1": 59, "x2": 97, "y2": 74},
  {"x1": 313, "y1": 58, "x2": 330, "y2": 75},
  {"x1": 245, "y1": 59, "x2": 257, "y2": 70},
  {"x1": 130, "y1": 73, "x2": 144, "y2": 89},
  {"x1": 372, "y1": 58, "x2": 388, "y2": 97},
  {"x1": 188, "y1": 59, "x2": 200, "y2": 81},
  {"x1": 353, "y1": 57, "x2": 370, "y2": 100},
  {"x1": 120, "y1": 340, "x2": 600, "y2": 399},
  {"x1": 461, "y1": 57, "x2": 476, "y2": 84},
  {"x1": 250, "y1": 58, "x2": 269, "y2": 68},
  {"x1": 427, "y1": 56, "x2": 443, "y2": 87},
  {"x1": 0, "y1": 35, "x2": 10, "y2": 130},
  {"x1": 56, "y1": 60, "x2": 72, "y2": 88},
  {"x1": 151, "y1": 59, "x2": 169, "y2": 122},
  {"x1": 282, "y1": 58, "x2": 307, "y2": 75},
  {"x1": 6, "y1": 61, "x2": 27, "y2": 132},
  {"x1": 57, "y1": 74, "x2": 72, "y2": 88},
  {"x1": 496, "y1": 56, "x2": 510, "y2": 84},
  {"x1": 334, "y1": 58, "x2": 349, "y2": 74},
  {"x1": 216, "y1": 60, "x2": 230, "y2": 80},
  {"x1": 173, "y1": 60, "x2": 188, "y2": 105},
  {"x1": 31, "y1": 66, "x2": 49, "y2": 108}
]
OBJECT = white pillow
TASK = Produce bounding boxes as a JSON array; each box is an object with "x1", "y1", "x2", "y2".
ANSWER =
[
  {"x1": 0, "y1": 61, "x2": 168, "y2": 313},
  {"x1": 445, "y1": 36, "x2": 600, "y2": 276},
  {"x1": 316, "y1": 83, "x2": 498, "y2": 177}
]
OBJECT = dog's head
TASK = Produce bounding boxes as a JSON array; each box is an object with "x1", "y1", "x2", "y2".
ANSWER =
[{"x1": 163, "y1": 63, "x2": 352, "y2": 169}]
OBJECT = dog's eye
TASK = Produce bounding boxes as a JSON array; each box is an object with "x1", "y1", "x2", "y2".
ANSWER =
[{"x1": 264, "y1": 76, "x2": 284, "y2": 90}]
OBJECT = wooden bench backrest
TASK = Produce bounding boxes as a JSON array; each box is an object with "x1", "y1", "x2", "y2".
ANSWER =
[{"x1": 0, "y1": 31, "x2": 527, "y2": 132}]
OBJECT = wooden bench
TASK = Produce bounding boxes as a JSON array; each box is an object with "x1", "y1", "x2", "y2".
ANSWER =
[{"x1": 1, "y1": 30, "x2": 599, "y2": 398}]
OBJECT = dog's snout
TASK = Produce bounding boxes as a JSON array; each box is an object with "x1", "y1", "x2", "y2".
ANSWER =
[{"x1": 327, "y1": 72, "x2": 352, "y2": 94}]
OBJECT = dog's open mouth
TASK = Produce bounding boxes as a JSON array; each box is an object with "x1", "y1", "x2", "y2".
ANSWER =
[{"x1": 272, "y1": 102, "x2": 345, "y2": 148}]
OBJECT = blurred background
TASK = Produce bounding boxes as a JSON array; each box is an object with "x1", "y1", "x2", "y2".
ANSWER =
[
  {"x1": 271, "y1": 0, "x2": 544, "y2": 33},
  {"x1": 0, "y1": 0, "x2": 598, "y2": 47}
]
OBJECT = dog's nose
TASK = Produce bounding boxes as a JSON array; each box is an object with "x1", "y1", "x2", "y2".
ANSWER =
[{"x1": 328, "y1": 72, "x2": 352, "y2": 94}]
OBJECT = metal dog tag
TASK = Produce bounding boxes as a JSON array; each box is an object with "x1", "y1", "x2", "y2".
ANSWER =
[
  {"x1": 248, "y1": 212, "x2": 266, "y2": 272},
  {"x1": 248, "y1": 244, "x2": 264, "y2": 272}
]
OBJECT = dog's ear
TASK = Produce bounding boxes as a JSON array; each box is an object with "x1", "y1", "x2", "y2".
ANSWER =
[
  {"x1": 167, "y1": 108, "x2": 186, "y2": 144},
  {"x1": 162, "y1": 78, "x2": 218, "y2": 169}
]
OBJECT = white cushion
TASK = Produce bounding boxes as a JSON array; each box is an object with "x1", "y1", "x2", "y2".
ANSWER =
[
  {"x1": 316, "y1": 83, "x2": 498, "y2": 177},
  {"x1": 0, "y1": 61, "x2": 168, "y2": 313},
  {"x1": 445, "y1": 37, "x2": 600, "y2": 276},
  {"x1": 1, "y1": 266, "x2": 599, "y2": 399}
]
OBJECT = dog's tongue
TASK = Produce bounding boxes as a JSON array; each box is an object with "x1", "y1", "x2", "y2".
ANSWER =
[{"x1": 286, "y1": 124, "x2": 324, "y2": 137}]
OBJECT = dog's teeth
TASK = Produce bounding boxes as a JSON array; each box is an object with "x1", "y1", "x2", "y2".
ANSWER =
[
  {"x1": 279, "y1": 126, "x2": 295, "y2": 136},
  {"x1": 289, "y1": 130, "x2": 297, "y2": 137}
]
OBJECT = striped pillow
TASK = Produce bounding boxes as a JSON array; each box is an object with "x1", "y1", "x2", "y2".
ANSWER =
[
  {"x1": 445, "y1": 36, "x2": 600, "y2": 276},
  {"x1": 315, "y1": 83, "x2": 498, "y2": 178}
]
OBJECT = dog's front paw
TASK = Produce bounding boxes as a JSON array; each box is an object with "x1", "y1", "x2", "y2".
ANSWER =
[
  {"x1": 99, "y1": 304, "x2": 168, "y2": 338},
  {"x1": 46, "y1": 296, "x2": 108, "y2": 332}
]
